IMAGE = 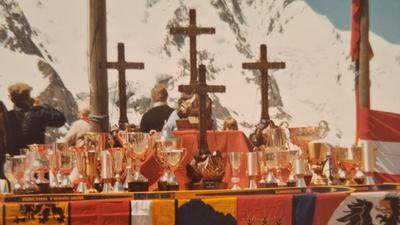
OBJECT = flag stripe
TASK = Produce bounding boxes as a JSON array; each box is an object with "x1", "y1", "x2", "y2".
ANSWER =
[{"x1": 358, "y1": 109, "x2": 400, "y2": 142}]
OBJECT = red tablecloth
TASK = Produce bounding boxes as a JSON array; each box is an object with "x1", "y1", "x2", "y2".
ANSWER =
[{"x1": 141, "y1": 130, "x2": 253, "y2": 190}]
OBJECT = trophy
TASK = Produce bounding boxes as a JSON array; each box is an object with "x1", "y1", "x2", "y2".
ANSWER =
[
  {"x1": 29, "y1": 144, "x2": 51, "y2": 193},
  {"x1": 5, "y1": 155, "x2": 26, "y2": 193},
  {"x1": 262, "y1": 122, "x2": 288, "y2": 148},
  {"x1": 228, "y1": 152, "x2": 242, "y2": 190},
  {"x1": 277, "y1": 150, "x2": 299, "y2": 186},
  {"x1": 85, "y1": 150, "x2": 99, "y2": 193},
  {"x1": 48, "y1": 148, "x2": 60, "y2": 188},
  {"x1": 83, "y1": 132, "x2": 109, "y2": 152},
  {"x1": 360, "y1": 140, "x2": 377, "y2": 185},
  {"x1": 246, "y1": 152, "x2": 258, "y2": 189},
  {"x1": 166, "y1": 148, "x2": 186, "y2": 187},
  {"x1": 74, "y1": 147, "x2": 88, "y2": 193},
  {"x1": 332, "y1": 146, "x2": 364, "y2": 185},
  {"x1": 109, "y1": 147, "x2": 126, "y2": 192},
  {"x1": 289, "y1": 120, "x2": 329, "y2": 152},
  {"x1": 264, "y1": 148, "x2": 279, "y2": 187},
  {"x1": 19, "y1": 148, "x2": 38, "y2": 193},
  {"x1": 307, "y1": 142, "x2": 328, "y2": 185},
  {"x1": 294, "y1": 158, "x2": 307, "y2": 188},
  {"x1": 100, "y1": 150, "x2": 113, "y2": 192},
  {"x1": 257, "y1": 149, "x2": 268, "y2": 186},
  {"x1": 154, "y1": 131, "x2": 182, "y2": 191},
  {"x1": 123, "y1": 132, "x2": 151, "y2": 191},
  {"x1": 58, "y1": 145, "x2": 74, "y2": 190},
  {"x1": 123, "y1": 157, "x2": 133, "y2": 191}
]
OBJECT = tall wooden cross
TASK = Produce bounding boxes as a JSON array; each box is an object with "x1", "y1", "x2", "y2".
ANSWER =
[
  {"x1": 178, "y1": 65, "x2": 225, "y2": 155},
  {"x1": 170, "y1": 9, "x2": 215, "y2": 84},
  {"x1": 103, "y1": 43, "x2": 144, "y2": 127},
  {"x1": 242, "y1": 44, "x2": 286, "y2": 122}
]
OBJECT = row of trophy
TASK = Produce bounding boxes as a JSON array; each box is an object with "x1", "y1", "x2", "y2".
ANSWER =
[
  {"x1": 227, "y1": 120, "x2": 378, "y2": 190},
  {"x1": 226, "y1": 142, "x2": 377, "y2": 190},
  {"x1": 3, "y1": 122, "x2": 378, "y2": 194},
  {"x1": 3, "y1": 131, "x2": 187, "y2": 194}
]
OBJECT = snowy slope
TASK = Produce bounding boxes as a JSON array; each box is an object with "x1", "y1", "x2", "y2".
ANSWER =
[{"x1": 2, "y1": 0, "x2": 399, "y2": 146}]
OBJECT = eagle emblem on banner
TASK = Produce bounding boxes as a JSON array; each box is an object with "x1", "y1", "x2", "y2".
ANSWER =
[
  {"x1": 328, "y1": 193, "x2": 400, "y2": 225},
  {"x1": 7, "y1": 203, "x2": 68, "y2": 224}
]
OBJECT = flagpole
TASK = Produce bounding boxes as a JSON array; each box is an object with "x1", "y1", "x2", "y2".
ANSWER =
[{"x1": 359, "y1": 0, "x2": 370, "y2": 109}]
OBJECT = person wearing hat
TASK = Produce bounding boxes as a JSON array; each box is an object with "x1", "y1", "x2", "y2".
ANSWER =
[
  {"x1": 140, "y1": 84, "x2": 174, "y2": 133},
  {"x1": 7, "y1": 83, "x2": 66, "y2": 154},
  {"x1": 63, "y1": 103, "x2": 92, "y2": 146}
]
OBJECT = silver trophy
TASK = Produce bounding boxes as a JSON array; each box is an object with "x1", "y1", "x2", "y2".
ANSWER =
[
  {"x1": 294, "y1": 158, "x2": 307, "y2": 188},
  {"x1": 361, "y1": 140, "x2": 377, "y2": 185},
  {"x1": 246, "y1": 152, "x2": 258, "y2": 189},
  {"x1": 228, "y1": 152, "x2": 242, "y2": 190},
  {"x1": 100, "y1": 150, "x2": 113, "y2": 192}
]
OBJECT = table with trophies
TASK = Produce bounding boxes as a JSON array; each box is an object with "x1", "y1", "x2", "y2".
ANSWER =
[{"x1": 1, "y1": 123, "x2": 399, "y2": 224}]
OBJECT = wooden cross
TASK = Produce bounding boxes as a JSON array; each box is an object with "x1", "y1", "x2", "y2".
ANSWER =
[
  {"x1": 170, "y1": 9, "x2": 215, "y2": 84},
  {"x1": 103, "y1": 43, "x2": 144, "y2": 127},
  {"x1": 178, "y1": 64, "x2": 225, "y2": 155},
  {"x1": 242, "y1": 44, "x2": 286, "y2": 122}
]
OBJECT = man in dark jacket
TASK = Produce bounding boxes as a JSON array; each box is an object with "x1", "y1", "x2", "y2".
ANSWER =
[
  {"x1": 7, "y1": 83, "x2": 66, "y2": 155},
  {"x1": 0, "y1": 101, "x2": 9, "y2": 178},
  {"x1": 140, "y1": 84, "x2": 174, "y2": 133}
]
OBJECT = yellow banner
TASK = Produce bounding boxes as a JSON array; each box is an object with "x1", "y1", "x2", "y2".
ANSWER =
[{"x1": 4, "y1": 202, "x2": 68, "y2": 225}]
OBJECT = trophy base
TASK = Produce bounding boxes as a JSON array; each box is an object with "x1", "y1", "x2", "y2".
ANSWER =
[
  {"x1": 94, "y1": 182, "x2": 103, "y2": 193},
  {"x1": 36, "y1": 183, "x2": 50, "y2": 193},
  {"x1": 50, "y1": 187, "x2": 74, "y2": 194},
  {"x1": 354, "y1": 177, "x2": 365, "y2": 185},
  {"x1": 304, "y1": 175, "x2": 313, "y2": 186},
  {"x1": 258, "y1": 182, "x2": 278, "y2": 188},
  {"x1": 128, "y1": 181, "x2": 149, "y2": 192},
  {"x1": 187, "y1": 181, "x2": 227, "y2": 190},
  {"x1": 286, "y1": 181, "x2": 296, "y2": 187},
  {"x1": 158, "y1": 181, "x2": 179, "y2": 191}
]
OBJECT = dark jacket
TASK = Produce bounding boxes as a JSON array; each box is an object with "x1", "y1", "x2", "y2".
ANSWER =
[
  {"x1": 0, "y1": 101, "x2": 8, "y2": 178},
  {"x1": 7, "y1": 104, "x2": 66, "y2": 155},
  {"x1": 140, "y1": 104, "x2": 174, "y2": 133}
]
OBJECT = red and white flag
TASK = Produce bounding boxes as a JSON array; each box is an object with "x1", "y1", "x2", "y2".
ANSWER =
[
  {"x1": 351, "y1": 0, "x2": 399, "y2": 182},
  {"x1": 358, "y1": 109, "x2": 400, "y2": 182}
]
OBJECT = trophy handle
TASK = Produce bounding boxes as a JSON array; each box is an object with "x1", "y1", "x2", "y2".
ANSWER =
[
  {"x1": 318, "y1": 120, "x2": 329, "y2": 139},
  {"x1": 279, "y1": 121, "x2": 289, "y2": 129}
]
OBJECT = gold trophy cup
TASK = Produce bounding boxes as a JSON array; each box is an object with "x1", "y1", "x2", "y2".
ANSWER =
[
  {"x1": 307, "y1": 142, "x2": 328, "y2": 185},
  {"x1": 123, "y1": 132, "x2": 151, "y2": 191},
  {"x1": 109, "y1": 147, "x2": 126, "y2": 192}
]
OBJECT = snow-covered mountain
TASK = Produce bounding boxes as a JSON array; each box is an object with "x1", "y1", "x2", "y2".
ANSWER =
[
  {"x1": 0, "y1": 0, "x2": 78, "y2": 140},
  {"x1": 1, "y1": 0, "x2": 400, "y2": 145}
]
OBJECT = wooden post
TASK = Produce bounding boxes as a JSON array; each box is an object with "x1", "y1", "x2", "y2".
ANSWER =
[
  {"x1": 359, "y1": 0, "x2": 370, "y2": 109},
  {"x1": 89, "y1": 0, "x2": 109, "y2": 132}
]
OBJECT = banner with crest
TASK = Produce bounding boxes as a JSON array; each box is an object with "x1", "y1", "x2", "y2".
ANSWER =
[
  {"x1": 3, "y1": 202, "x2": 68, "y2": 225},
  {"x1": 327, "y1": 192, "x2": 400, "y2": 225}
]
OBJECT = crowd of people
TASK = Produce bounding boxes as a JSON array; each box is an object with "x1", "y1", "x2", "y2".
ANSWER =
[{"x1": 0, "y1": 82, "x2": 238, "y2": 178}]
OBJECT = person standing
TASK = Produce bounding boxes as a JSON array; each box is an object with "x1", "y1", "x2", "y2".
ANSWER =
[
  {"x1": 63, "y1": 104, "x2": 92, "y2": 146},
  {"x1": 0, "y1": 101, "x2": 9, "y2": 179},
  {"x1": 140, "y1": 84, "x2": 174, "y2": 133},
  {"x1": 7, "y1": 83, "x2": 66, "y2": 154}
]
